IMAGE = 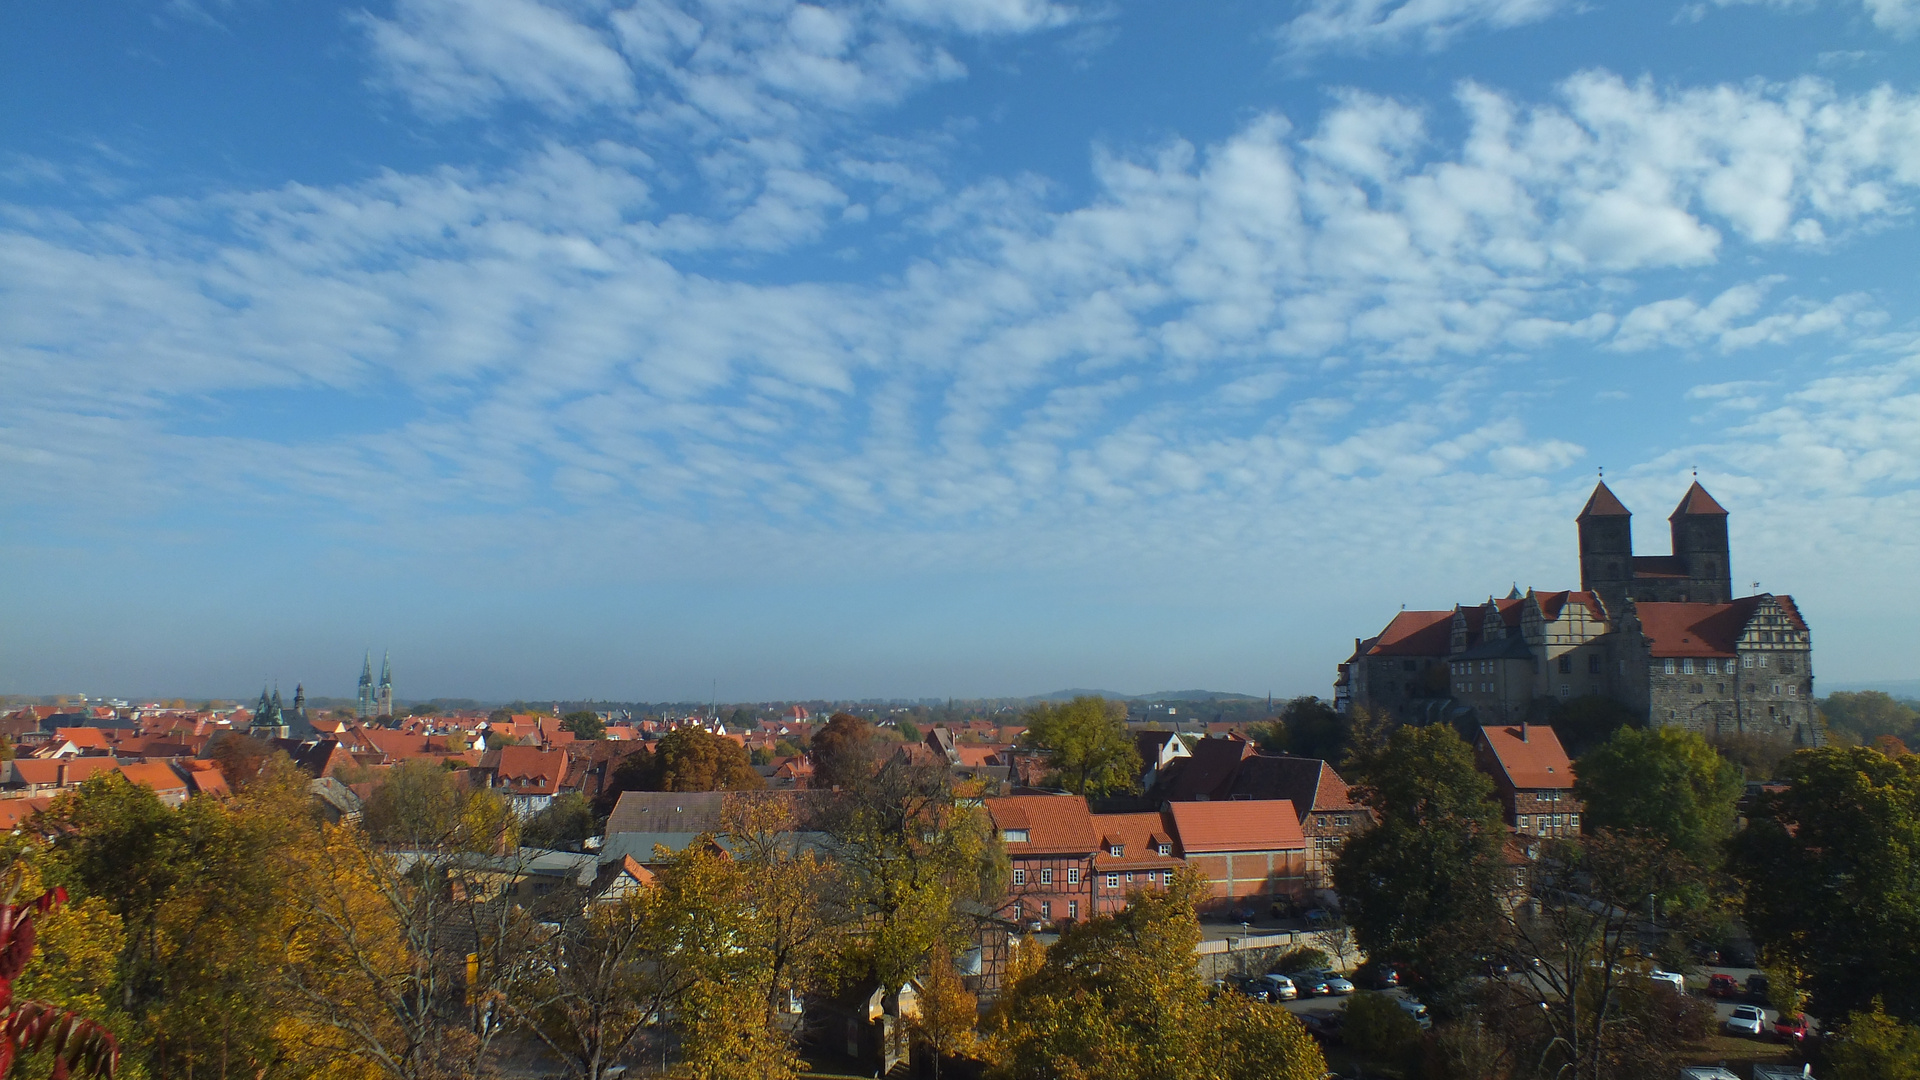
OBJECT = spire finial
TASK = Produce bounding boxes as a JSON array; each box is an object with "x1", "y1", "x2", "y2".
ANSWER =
[{"x1": 1597, "y1": 466, "x2": 1603, "y2": 478}]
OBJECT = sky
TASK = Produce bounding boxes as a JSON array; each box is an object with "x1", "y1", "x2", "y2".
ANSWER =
[{"x1": 2, "y1": 0, "x2": 1917, "y2": 703}]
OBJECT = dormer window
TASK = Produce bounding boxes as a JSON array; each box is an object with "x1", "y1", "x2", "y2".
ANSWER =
[
  {"x1": 1110, "y1": 844, "x2": 1124, "y2": 857},
  {"x1": 1002, "y1": 829, "x2": 1030, "y2": 843},
  {"x1": 1157, "y1": 843, "x2": 1171, "y2": 855}
]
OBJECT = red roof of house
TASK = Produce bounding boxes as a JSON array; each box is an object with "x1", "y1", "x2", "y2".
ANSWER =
[
  {"x1": 1479, "y1": 724, "x2": 1574, "y2": 790},
  {"x1": 985, "y1": 795, "x2": 1098, "y2": 855},
  {"x1": 116, "y1": 762, "x2": 188, "y2": 793},
  {"x1": 1636, "y1": 595, "x2": 1805, "y2": 658},
  {"x1": 1670, "y1": 481, "x2": 1728, "y2": 518},
  {"x1": 1365, "y1": 610, "x2": 1456, "y2": 656},
  {"x1": 1091, "y1": 812, "x2": 1181, "y2": 871},
  {"x1": 494, "y1": 746, "x2": 570, "y2": 793},
  {"x1": 1578, "y1": 481, "x2": 1631, "y2": 519},
  {"x1": 54, "y1": 728, "x2": 113, "y2": 750},
  {"x1": 1167, "y1": 800, "x2": 1305, "y2": 853},
  {"x1": 10, "y1": 758, "x2": 118, "y2": 787},
  {"x1": 0, "y1": 797, "x2": 52, "y2": 830}
]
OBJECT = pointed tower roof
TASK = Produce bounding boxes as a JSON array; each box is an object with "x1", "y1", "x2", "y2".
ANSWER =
[
  {"x1": 1577, "y1": 481, "x2": 1631, "y2": 519},
  {"x1": 1669, "y1": 481, "x2": 1728, "y2": 519},
  {"x1": 360, "y1": 652, "x2": 374, "y2": 685},
  {"x1": 379, "y1": 651, "x2": 392, "y2": 687}
]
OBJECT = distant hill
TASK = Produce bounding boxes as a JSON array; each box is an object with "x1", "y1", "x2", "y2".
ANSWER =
[{"x1": 1033, "y1": 689, "x2": 1258, "y2": 703}]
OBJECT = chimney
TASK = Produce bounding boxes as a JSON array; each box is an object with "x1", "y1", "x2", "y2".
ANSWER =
[
  {"x1": 57, "y1": 761, "x2": 68, "y2": 787},
  {"x1": 1520, "y1": 722, "x2": 1529, "y2": 743}
]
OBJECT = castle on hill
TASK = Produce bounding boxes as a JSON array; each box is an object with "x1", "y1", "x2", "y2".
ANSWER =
[{"x1": 1336, "y1": 481, "x2": 1819, "y2": 746}]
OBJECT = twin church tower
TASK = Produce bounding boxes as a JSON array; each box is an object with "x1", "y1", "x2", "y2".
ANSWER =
[{"x1": 357, "y1": 651, "x2": 394, "y2": 719}]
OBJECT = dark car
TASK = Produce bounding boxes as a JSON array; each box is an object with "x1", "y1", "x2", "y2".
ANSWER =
[
  {"x1": 1300, "y1": 1012, "x2": 1345, "y2": 1044},
  {"x1": 1233, "y1": 977, "x2": 1272, "y2": 1003},
  {"x1": 1355, "y1": 960, "x2": 1402, "y2": 989},
  {"x1": 1747, "y1": 973, "x2": 1772, "y2": 1002}
]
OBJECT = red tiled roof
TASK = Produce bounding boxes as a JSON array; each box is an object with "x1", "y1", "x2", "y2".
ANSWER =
[
  {"x1": 1636, "y1": 595, "x2": 1804, "y2": 658},
  {"x1": 116, "y1": 762, "x2": 188, "y2": 793},
  {"x1": 1479, "y1": 724, "x2": 1573, "y2": 790},
  {"x1": 494, "y1": 747, "x2": 570, "y2": 793},
  {"x1": 1670, "y1": 481, "x2": 1728, "y2": 518},
  {"x1": 10, "y1": 758, "x2": 118, "y2": 787},
  {"x1": 1577, "y1": 481, "x2": 1631, "y2": 519},
  {"x1": 54, "y1": 728, "x2": 112, "y2": 750},
  {"x1": 0, "y1": 798, "x2": 52, "y2": 830},
  {"x1": 1365, "y1": 610, "x2": 1455, "y2": 656},
  {"x1": 1159, "y1": 736, "x2": 1255, "y2": 801},
  {"x1": 985, "y1": 795, "x2": 1099, "y2": 855},
  {"x1": 1091, "y1": 812, "x2": 1181, "y2": 870},
  {"x1": 1167, "y1": 800, "x2": 1305, "y2": 853}
]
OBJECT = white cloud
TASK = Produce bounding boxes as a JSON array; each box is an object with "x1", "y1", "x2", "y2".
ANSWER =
[
  {"x1": 1703, "y1": 0, "x2": 1920, "y2": 36},
  {"x1": 361, "y1": 0, "x2": 640, "y2": 118},
  {"x1": 1276, "y1": 0, "x2": 1573, "y2": 58}
]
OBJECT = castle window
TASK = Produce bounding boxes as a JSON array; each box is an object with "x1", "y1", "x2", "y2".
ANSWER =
[
  {"x1": 1558, "y1": 656, "x2": 1573, "y2": 674},
  {"x1": 1743, "y1": 656, "x2": 1755, "y2": 669},
  {"x1": 1682, "y1": 659, "x2": 1695, "y2": 675},
  {"x1": 1759, "y1": 656, "x2": 1769, "y2": 669},
  {"x1": 1789, "y1": 686, "x2": 1798, "y2": 697},
  {"x1": 1664, "y1": 659, "x2": 1677, "y2": 674},
  {"x1": 1559, "y1": 684, "x2": 1571, "y2": 698},
  {"x1": 1589, "y1": 655, "x2": 1601, "y2": 674},
  {"x1": 1780, "y1": 659, "x2": 1796, "y2": 674},
  {"x1": 1772, "y1": 684, "x2": 1782, "y2": 697}
]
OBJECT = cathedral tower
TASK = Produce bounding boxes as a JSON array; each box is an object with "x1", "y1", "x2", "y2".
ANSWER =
[
  {"x1": 357, "y1": 652, "x2": 375, "y2": 718},
  {"x1": 376, "y1": 652, "x2": 394, "y2": 718},
  {"x1": 1577, "y1": 480, "x2": 1634, "y2": 613},
  {"x1": 1669, "y1": 481, "x2": 1732, "y2": 603}
]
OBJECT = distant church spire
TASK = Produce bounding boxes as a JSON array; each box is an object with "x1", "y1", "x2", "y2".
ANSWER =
[
  {"x1": 376, "y1": 651, "x2": 395, "y2": 719},
  {"x1": 358, "y1": 652, "x2": 376, "y2": 719}
]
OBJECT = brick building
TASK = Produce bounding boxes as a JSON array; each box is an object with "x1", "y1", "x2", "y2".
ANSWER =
[
  {"x1": 986, "y1": 795, "x2": 1097, "y2": 925},
  {"x1": 1089, "y1": 811, "x2": 1182, "y2": 914},
  {"x1": 1474, "y1": 723, "x2": 1581, "y2": 839},
  {"x1": 1338, "y1": 481, "x2": 1819, "y2": 746},
  {"x1": 1165, "y1": 801, "x2": 1307, "y2": 913}
]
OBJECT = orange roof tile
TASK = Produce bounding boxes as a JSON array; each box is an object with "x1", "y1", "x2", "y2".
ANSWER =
[
  {"x1": 1167, "y1": 800, "x2": 1304, "y2": 853},
  {"x1": 116, "y1": 762, "x2": 188, "y2": 793},
  {"x1": 1577, "y1": 480, "x2": 1631, "y2": 519},
  {"x1": 1479, "y1": 724, "x2": 1573, "y2": 790},
  {"x1": 1636, "y1": 595, "x2": 1804, "y2": 658},
  {"x1": 1670, "y1": 481, "x2": 1728, "y2": 518},
  {"x1": 1091, "y1": 812, "x2": 1181, "y2": 870},
  {"x1": 1365, "y1": 610, "x2": 1456, "y2": 656},
  {"x1": 985, "y1": 795, "x2": 1098, "y2": 855}
]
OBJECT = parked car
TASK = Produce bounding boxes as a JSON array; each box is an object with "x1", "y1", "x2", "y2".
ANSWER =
[
  {"x1": 1707, "y1": 974, "x2": 1741, "y2": 998},
  {"x1": 1725, "y1": 1005, "x2": 1767, "y2": 1037},
  {"x1": 1747, "y1": 973, "x2": 1772, "y2": 1002},
  {"x1": 1648, "y1": 969, "x2": 1687, "y2": 993},
  {"x1": 1256, "y1": 973, "x2": 1299, "y2": 1001},
  {"x1": 1233, "y1": 977, "x2": 1271, "y2": 1002},
  {"x1": 1395, "y1": 997, "x2": 1433, "y2": 1031},
  {"x1": 1291, "y1": 971, "x2": 1352, "y2": 996},
  {"x1": 1773, "y1": 1013, "x2": 1810, "y2": 1045},
  {"x1": 1299, "y1": 1012, "x2": 1344, "y2": 1044},
  {"x1": 1355, "y1": 960, "x2": 1400, "y2": 989}
]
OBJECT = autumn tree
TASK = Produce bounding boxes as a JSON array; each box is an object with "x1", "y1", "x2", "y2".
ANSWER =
[
  {"x1": 1492, "y1": 831, "x2": 1716, "y2": 1080},
  {"x1": 496, "y1": 893, "x2": 665, "y2": 1080},
  {"x1": 0, "y1": 866, "x2": 120, "y2": 1079},
  {"x1": 987, "y1": 870, "x2": 1323, "y2": 1080},
  {"x1": 808, "y1": 712, "x2": 881, "y2": 791},
  {"x1": 719, "y1": 795, "x2": 845, "y2": 1022},
  {"x1": 1019, "y1": 697, "x2": 1140, "y2": 797},
  {"x1": 1826, "y1": 1000, "x2": 1920, "y2": 1080},
  {"x1": 209, "y1": 732, "x2": 272, "y2": 788},
  {"x1": 822, "y1": 757, "x2": 1000, "y2": 995},
  {"x1": 560, "y1": 711, "x2": 605, "y2": 741},
  {"x1": 911, "y1": 946, "x2": 979, "y2": 1079},
  {"x1": 1732, "y1": 745, "x2": 1920, "y2": 1021},
  {"x1": 1333, "y1": 722, "x2": 1507, "y2": 1001},
  {"x1": 519, "y1": 792, "x2": 595, "y2": 851},
  {"x1": 651, "y1": 728, "x2": 763, "y2": 792},
  {"x1": 1574, "y1": 726, "x2": 1742, "y2": 871},
  {"x1": 1275, "y1": 696, "x2": 1347, "y2": 762}
]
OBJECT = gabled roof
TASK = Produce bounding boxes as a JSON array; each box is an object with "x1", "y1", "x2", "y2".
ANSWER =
[
  {"x1": 1670, "y1": 481, "x2": 1729, "y2": 519},
  {"x1": 1227, "y1": 755, "x2": 1361, "y2": 815},
  {"x1": 1092, "y1": 811, "x2": 1181, "y2": 870},
  {"x1": 116, "y1": 761, "x2": 189, "y2": 793},
  {"x1": 8, "y1": 758, "x2": 119, "y2": 787},
  {"x1": 1364, "y1": 610, "x2": 1455, "y2": 657},
  {"x1": 984, "y1": 795, "x2": 1099, "y2": 855},
  {"x1": 1157, "y1": 736, "x2": 1254, "y2": 801},
  {"x1": 1478, "y1": 724, "x2": 1573, "y2": 791},
  {"x1": 1167, "y1": 800, "x2": 1304, "y2": 853},
  {"x1": 1577, "y1": 480, "x2": 1631, "y2": 519},
  {"x1": 1636, "y1": 595, "x2": 1806, "y2": 658},
  {"x1": 602, "y1": 790, "x2": 805, "y2": 836}
]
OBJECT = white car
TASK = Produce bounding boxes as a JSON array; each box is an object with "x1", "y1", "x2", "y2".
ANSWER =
[
  {"x1": 1725, "y1": 1004, "x2": 1766, "y2": 1037},
  {"x1": 1648, "y1": 969, "x2": 1686, "y2": 992},
  {"x1": 1395, "y1": 997, "x2": 1433, "y2": 1030}
]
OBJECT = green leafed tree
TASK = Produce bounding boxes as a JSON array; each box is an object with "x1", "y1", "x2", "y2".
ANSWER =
[
  {"x1": 651, "y1": 728, "x2": 764, "y2": 792},
  {"x1": 1019, "y1": 696, "x2": 1141, "y2": 797},
  {"x1": 1574, "y1": 726, "x2": 1742, "y2": 871},
  {"x1": 1333, "y1": 723, "x2": 1508, "y2": 1001},
  {"x1": 1826, "y1": 999, "x2": 1920, "y2": 1080},
  {"x1": 808, "y1": 713, "x2": 881, "y2": 791},
  {"x1": 986, "y1": 869, "x2": 1324, "y2": 1080},
  {"x1": 1819, "y1": 690, "x2": 1920, "y2": 746},
  {"x1": 560, "y1": 711, "x2": 606, "y2": 740},
  {"x1": 1732, "y1": 745, "x2": 1920, "y2": 1022}
]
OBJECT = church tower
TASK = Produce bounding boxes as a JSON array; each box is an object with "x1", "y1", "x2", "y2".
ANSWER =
[
  {"x1": 1576, "y1": 480, "x2": 1634, "y2": 613},
  {"x1": 376, "y1": 652, "x2": 394, "y2": 718},
  {"x1": 1670, "y1": 481, "x2": 1732, "y2": 603},
  {"x1": 357, "y1": 653, "x2": 375, "y2": 719}
]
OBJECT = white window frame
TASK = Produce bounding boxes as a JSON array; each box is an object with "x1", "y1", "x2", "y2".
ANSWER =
[
  {"x1": 1040, "y1": 868, "x2": 1053, "y2": 886},
  {"x1": 1105, "y1": 873, "x2": 1119, "y2": 890},
  {"x1": 1012, "y1": 869, "x2": 1026, "y2": 886},
  {"x1": 1066, "y1": 868, "x2": 1080, "y2": 885}
]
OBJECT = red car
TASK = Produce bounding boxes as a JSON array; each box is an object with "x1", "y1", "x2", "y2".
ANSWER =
[
  {"x1": 1773, "y1": 1014, "x2": 1810, "y2": 1044},
  {"x1": 1707, "y1": 974, "x2": 1741, "y2": 999}
]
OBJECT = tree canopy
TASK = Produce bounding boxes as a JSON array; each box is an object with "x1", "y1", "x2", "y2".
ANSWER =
[
  {"x1": 1019, "y1": 696, "x2": 1140, "y2": 797},
  {"x1": 808, "y1": 712, "x2": 881, "y2": 791},
  {"x1": 1573, "y1": 725, "x2": 1741, "y2": 870},
  {"x1": 1334, "y1": 722, "x2": 1507, "y2": 999},
  {"x1": 560, "y1": 710, "x2": 606, "y2": 740},
  {"x1": 987, "y1": 869, "x2": 1324, "y2": 1080},
  {"x1": 1821, "y1": 691, "x2": 1920, "y2": 746},
  {"x1": 1732, "y1": 745, "x2": 1920, "y2": 1022}
]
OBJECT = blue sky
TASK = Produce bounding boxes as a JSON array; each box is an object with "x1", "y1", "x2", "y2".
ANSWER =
[{"x1": 3, "y1": 0, "x2": 1917, "y2": 703}]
